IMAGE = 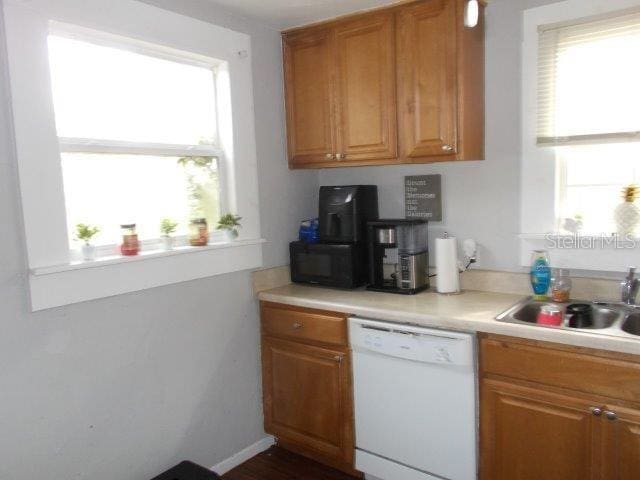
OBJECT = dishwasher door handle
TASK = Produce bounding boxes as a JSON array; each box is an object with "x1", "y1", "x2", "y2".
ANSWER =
[{"x1": 359, "y1": 324, "x2": 461, "y2": 341}]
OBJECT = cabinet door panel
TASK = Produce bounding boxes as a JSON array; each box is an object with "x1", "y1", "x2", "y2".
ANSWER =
[
  {"x1": 262, "y1": 337, "x2": 352, "y2": 463},
  {"x1": 283, "y1": 29, "x2": 335, "y2": 165},
  {"x1": 481, "y1": 379, "x2": 598, "y2": 480},
  {"x1": 600, "y1": 405, "x2": 640, "y2": 480},
  {"x1": 334, "y1": 12, "x2": 397, "y2": 162},
  {"x1": 397, "y1": 0, "x2": 457, "y2": 159}
]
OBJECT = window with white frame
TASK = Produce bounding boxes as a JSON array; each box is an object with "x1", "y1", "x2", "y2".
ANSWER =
[
  {"x1": 47, "y1": 32, "x2": 224, "y2": 250},
  {"x1": 4, "y1": 0, "x2": 262, "y2": 310},
  {"x1": 537, "y1": 9, "x2": 640, "y2": 235}
]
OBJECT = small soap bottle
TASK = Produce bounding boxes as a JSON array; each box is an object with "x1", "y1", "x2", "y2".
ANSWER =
[{"x1": 530, "y1": 250, "x2": 551, "y2": 300}]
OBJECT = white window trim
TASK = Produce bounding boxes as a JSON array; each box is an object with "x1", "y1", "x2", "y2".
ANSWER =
[
  {"x1": 520, "y1": 0, "x2": 640, "y2": 273},
  {"x1": 58, "y1": 138, "x2": 225, "y2": 158},
  {"x1": 4, "y1": 0, "x2": 263, "y2": 310}
]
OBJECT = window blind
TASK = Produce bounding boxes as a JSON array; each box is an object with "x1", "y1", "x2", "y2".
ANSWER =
[{"x1": 537, "y1": 9, "x2": 640, "y2": 146}]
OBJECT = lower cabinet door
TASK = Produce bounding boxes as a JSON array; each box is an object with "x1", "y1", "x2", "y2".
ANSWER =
[
  {"x1": 481, "y1": 379, "x2": 599, "y2": 480},
  {"x1": 599, "y1": 404, "x2": 640, "y2": 480},
  {"x1": 261, "y1": 336, "x2": 354, "y2": 468}
]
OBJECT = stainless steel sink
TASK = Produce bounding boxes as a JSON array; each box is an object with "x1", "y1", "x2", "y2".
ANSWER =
[
  {"x1": 622, "y1": 313, "x2": 640, "y2": 336},
  {"x1": 496, "y1": 297, "x2": 640, "y2": 339}
]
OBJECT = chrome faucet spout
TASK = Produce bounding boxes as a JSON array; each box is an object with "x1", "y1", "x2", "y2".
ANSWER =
[{"x1": 621, "y1": 267, "x2": 640, "y2": 305}]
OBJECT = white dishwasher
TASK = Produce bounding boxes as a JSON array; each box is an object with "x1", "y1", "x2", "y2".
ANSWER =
[{"x1": 349, "y1": 317, "x2": 477, "y2": 480}]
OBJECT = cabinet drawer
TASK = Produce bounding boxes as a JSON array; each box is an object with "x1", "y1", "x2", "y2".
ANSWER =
[
  {"x1": 261, "y1": 302, "x2": 348, "y2": 347},
  {"x1": 481, "y1": 336, "x2": 640, "y2": 403}
]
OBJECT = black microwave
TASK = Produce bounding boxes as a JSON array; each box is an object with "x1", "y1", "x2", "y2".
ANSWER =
[{"x1": 289, "y1": 241, "x2": 367, "y2": 289}]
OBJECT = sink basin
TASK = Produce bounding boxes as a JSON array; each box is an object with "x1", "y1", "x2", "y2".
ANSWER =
[
  {"x1": 505, "y1": 300, "x2": 621, "y2": 330},
  {"x1": 622, "y1": 313, "x2": 640, "y2": 336},
  {"x1": 495, "y1": 298, "x2": 640, "y2": 341}
]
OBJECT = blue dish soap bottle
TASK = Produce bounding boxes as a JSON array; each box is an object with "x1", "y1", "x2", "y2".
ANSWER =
[{"x1": 530, "y1": 250, "x2": 551, "y2": 300}]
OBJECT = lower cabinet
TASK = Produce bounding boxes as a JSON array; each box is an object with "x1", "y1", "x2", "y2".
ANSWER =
[
  {"x1": 481, "y1": 379, "x2": 597, "y2": 479},
  {"x1": 480, "y1": 335, "x2": 640, "y2": 480},
  {"x1": 260, "y1": 302, "x2": 357, "y2": 475},
  {"x1": 599, "y1": 404, "x2": 640, "y2": 480}
]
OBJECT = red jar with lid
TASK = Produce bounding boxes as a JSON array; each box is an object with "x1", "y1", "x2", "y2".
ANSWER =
[
  {"x1": 120, "y1": 223, "x2": 140, "y2": 256},
  {"x1": 189, "y1": 218, "x2": 209, "y2": 246},
  {"x1": 537, "y1": 304, "x2": 563, "y2": 326}
]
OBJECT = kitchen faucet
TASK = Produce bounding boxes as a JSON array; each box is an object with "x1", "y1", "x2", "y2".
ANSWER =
[{"x1": 621, "y1": 267, "x2": 640, "y2": 305}]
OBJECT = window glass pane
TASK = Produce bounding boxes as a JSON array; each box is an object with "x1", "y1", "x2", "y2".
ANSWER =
[
  {"x1": 562, "y1": 144, "x2": 640, "y2": 186},
  {"x1": 558, "y1": 143, "x2": 640, "y2": 234},
  {"x1": 61, "y1": 153, "x2": 220, "y2": 247},
  {"x1": 563, "y1": 185, "x2": 620, "y2": 235},
  {"x1": 48, "y1": 35, "x2": 217, "y2": 145},
  {"x1": 538, "y1": 12, "x2": 640, "y2": 141},
  {"x1": 554, "y1": 32, "x2": 640, "y2": 137}
]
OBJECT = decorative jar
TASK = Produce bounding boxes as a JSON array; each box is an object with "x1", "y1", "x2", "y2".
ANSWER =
[
  {"x1": 120, "y1": 224, "x2": 140, "y2": 256},
  {"x1": 189, "y1": 218, "x2": 209, "y2": 246}
]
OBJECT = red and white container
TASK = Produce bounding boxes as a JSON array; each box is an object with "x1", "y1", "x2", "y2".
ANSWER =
[{"x1": 537, "y1": 305, "x2": 563, "y2": 326}]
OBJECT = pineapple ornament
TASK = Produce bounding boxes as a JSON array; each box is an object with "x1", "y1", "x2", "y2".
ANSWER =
[{"x1": 614, "y1": 184, "x2": 640, "y2": 236}]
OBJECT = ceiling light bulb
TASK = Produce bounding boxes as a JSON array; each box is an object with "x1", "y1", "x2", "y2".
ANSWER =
[{"x1": 464, "y1": 0, "x2": 479, "y2": 28}]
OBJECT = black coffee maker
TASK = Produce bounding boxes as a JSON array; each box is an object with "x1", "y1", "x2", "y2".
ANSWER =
[
  {"x1": 290, "y1": 185, "x2": 378, "y2": 289},
  {"x1": 319, "y1": 185, "x2": 379, "y2": 243}
]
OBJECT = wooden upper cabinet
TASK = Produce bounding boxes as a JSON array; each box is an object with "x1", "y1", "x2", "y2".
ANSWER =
[
  {"x1": 397, "y1": 0, "x2": 457, "y2": 159},
  {"x1": 334, "y1": 12, "x2": 397, "y2": 162},
  {"x1": 283, "y1": 28, "x2": 336, "y2": 165},
  {"x1": 283, "y1": 0, "x2": 484, "y2": 168}
]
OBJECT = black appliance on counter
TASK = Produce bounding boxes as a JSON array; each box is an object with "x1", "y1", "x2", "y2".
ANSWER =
[
  {"x1": 290, "y1": 185, "x2": 378, "y2": 289},
  {"x1": 319, "y1": 185, "x2": 378, "y2": 243},
  {"x1": 367, "y1": 219, "x2": 430, "y2": 295}
]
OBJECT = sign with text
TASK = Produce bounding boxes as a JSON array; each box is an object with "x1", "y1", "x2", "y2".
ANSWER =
[{"x1": 404, "y1": 175, "x2": 442, "y2": 221}]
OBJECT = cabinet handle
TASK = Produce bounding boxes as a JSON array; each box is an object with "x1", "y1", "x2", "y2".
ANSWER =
[
  {"x1": 442, "y1": 144, "x2": 453, "y2": 152},
  {"x1": 591, "y1": 407, "x2": 603, "y2": 416},
  {"x1": 604, "y1": 411, "x2": 618, "y2": 421},
  {"x1": 333, "y1": 355, "x2": 343, "y2": 363},
  {"x1": 292, "y1": 322, "x2": 303, "y2": 329}
]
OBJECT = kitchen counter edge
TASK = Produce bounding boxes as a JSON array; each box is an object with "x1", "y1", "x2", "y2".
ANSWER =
[{"x1": 258, "y1": 284, "x2": 640, "y2": 356}]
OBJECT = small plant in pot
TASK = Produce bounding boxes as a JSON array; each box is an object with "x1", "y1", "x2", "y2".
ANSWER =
[
  {"x1": 160, "y1": 218, "x2": 178, "y2": 251},
  {"x1": 76, "y1": 223, "x2": 100, "y2": 261},
  {"x1": 217, "y1": 214, "x2": 242, "y2": 242}
]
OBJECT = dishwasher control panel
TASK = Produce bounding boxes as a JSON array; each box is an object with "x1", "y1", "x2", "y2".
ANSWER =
[{"x1": 349, "y1": 317, "x2": 475, "y2": 367}]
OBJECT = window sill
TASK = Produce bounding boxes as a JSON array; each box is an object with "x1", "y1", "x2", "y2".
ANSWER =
[
  {"x1": 28, "y1": 238, "x2": 265, "y2": 311},
  {"x1": 31, "y1": 239, "x2": 265, "y2": 276}
]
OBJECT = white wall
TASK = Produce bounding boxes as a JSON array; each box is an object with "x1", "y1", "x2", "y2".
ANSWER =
[
  {"x1": 319, "y1": 0, "x2": 560, "y2": 273},
  {"x1": 0, "y1": 1, "x2": 316, "y2": 479}
]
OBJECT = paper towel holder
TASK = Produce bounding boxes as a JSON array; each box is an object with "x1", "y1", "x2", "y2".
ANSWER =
[{"x1": 435, "y1": 232, "x2": 462, "y2": 295}]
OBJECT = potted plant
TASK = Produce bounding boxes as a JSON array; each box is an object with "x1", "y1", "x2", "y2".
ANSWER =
[
  {"x1": 76, "y1": 223, "x2": 100, "y2": 261},
  {"x1": 217, "y1": 213, "x2": 242, "y2": 242},
  {"x1": 160, "y1": 218, "x2": 178, "y2": 250}
]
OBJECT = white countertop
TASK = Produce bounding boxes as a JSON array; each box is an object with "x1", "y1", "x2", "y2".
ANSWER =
[{"x1": 258, "y1": 284, "x2": 640, "y2": 355}]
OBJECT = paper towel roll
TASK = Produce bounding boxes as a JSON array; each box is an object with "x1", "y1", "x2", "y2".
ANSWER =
[{"x1": 436, "y1": 237, "x2": 460, "y2": 294}]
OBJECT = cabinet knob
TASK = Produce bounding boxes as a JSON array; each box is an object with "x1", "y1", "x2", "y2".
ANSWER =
[
  {"x1": 442, "y1": 144, "x2": 453, "y2": 152},
  {"x1": 336, "y1": 153, "x2": 345, "y2": 160},
  {"x1": 605, "y1": 411, "x2": 618, "y2": 421},
  {"x1": 292, "y1": 322, "x2": 303, "y2": 329},
  {"x1": 333, "y1": 355, "x2": 343, "y2": 363},
  {"x1": 325, "y1": 153, "x2": 334, "y2": 160},
  {"x1": 591, "y1": 407, "x2": 603, "y2": 416}
]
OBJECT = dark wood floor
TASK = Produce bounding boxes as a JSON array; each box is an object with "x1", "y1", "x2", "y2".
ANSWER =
[{"x1": 222, "y1": 447, "x2": 359, "y2": 480}]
